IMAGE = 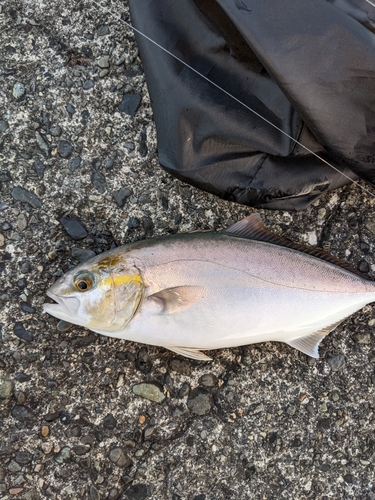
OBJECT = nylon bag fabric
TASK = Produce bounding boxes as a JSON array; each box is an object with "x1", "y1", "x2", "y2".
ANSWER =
[{"x1": 128, "y1": 0, "x2": 375, "y2": 210}]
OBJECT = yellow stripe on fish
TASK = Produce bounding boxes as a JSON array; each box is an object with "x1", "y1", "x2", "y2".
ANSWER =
[{"x1": 101, "y1": 273, "x2": 143, "y2": 289}]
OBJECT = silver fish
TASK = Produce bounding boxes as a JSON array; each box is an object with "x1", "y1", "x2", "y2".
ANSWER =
[{"x1": 43, "y1": 214, "x2": 375, "y2": 360}]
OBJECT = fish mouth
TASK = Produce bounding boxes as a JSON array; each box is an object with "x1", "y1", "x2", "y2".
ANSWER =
[{"x1": 43, "y1": 291, "x2": 81, "y2": 323}]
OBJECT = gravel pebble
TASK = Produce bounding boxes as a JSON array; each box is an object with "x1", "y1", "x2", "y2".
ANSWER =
[
  {"x1": 60, "y1": 216, "x2": 88, "y2": 240},
  {"x1": 187, "y1": 388, "x2": 212, "y2": 415},
  {"x1": 57, "y1": 140, "x2": 74, "y2": 158},
  {"x1": 97, "y1": 55, "x2": 110, "y2": 68},
  {"x1": 72, "y1": 445, "x2": 90, "y2": 455},
  {"x1": 71, "y1": 156, "x2": 82, "y2": 172},
  {"x1": 144, "y1": 425, "x2": 156, "y2": 440},
  {"x1": 35, "y1": 132, "x2": 50, "y2": 158},
  {"x1": 20, "y1": 301, "x2": 36, "y2": 313},
  {"x1": 179, "y1": 382, "x2": 190, "y2": 398},
  {"x1": 354, "y1": 332, "x2": 371, "y2": 344},
  {"x1": 70, "y1": 333, "x2": 96, "y2": 347},
  {"x1": 0, "y1": 379, "x2": 15, "y2": 399},
  {"x1": 13, "y1": 321, "x2": 33, "y2": 342},
  {"x1": 107, "y1": 487, "x2": 122, "y2": 500},
  {"x1": 357, "y1": 259, "x2": 370, "y2": 273},
  {"x1": 138, "y1": 130, "x2": 148, "y2": 157},
  {"x1": 69, "y1": 426, "x2": 81, "y2": 438},
  {"x1": 14, "y1": 372, "x2": 31, "y2": 382},
  {"x1": 44, "y1": 411, "x2": 61, "y2": 422},
  {"x1": 132, "y1": 382, "x2": 166, "y2": 403},
  {"x1": 91, "y1": 169, "x2": 107, "y2": 193},
  {"x1": 17, "y1": 213, "x2": 28, "y2": 231},
  {"x1": 125, "y1": 483, "x2": 150, "y2": 499},
  {"x1": 55, "y1": 447, "x2": 71, "y2": 464},
  {"x1": 15, "y1": 451, "x2": 32, "y2": 464},
  {"x1": 65, "y1": 103, "x2": 76, "y2": 115},
  {"x1": 83, "y1": 80, "x2": 95, "y2": 90},
  {"x1": 0, "y1": 120, "x2": 9, "y2": 132},
  {"x1": 179, "y1": 185, "x2": 192, "y2": 199},
  {"x1": 198, "y1": 373, "x2": 218, "y2": 387},
  {"x1": 41, "y1": 426, "x2": 50, "y2": 437},
  {"x1": 13, "y1": 82, "x2": 25, "y2": 99},
  {"x1": 97, "y1": 24, "x2": 109, "y2": 36},
  {"x1": 8, "y1": 460, "x2": 21, "y2": 472},
  {"x1": 50, "y1": 125, "x2": 62, "y2": 136},
  {"x1": 135, "y1": 347, "x2": 152, "y2": 373},
  {"x1": 1, "y1": 170, "x2": 12, "y2": 182},
  {"x1": 89, "y1": 484, "x2": 100, "y2": 500},
  {"x1": 108, "y1": 447, "x2": 132, "y2": 468},
  {"x1": 11, "y1": 405, "x2": 34, "y2": 422},
  {"x1": 34, "y1": 158, "x2": 45, "y2": 177},
  {"x1": 71, "y1": 246, "x2": 96, "y2": 262},
  {"x1": 57, "y1": 320, "x2": 72, "y2": 331},
  {"x1": 9, "y1": 488, "x2": 24, "y2": 496},
  {"x1": 118, "y1": 94, "x2": 141, "y2": 116},
  {"x1": 170, "y1": 359, "x2": 191, "y2": 376},
  {"x1": 11, "y1": 187, "x2": 42, "y2": 208},
  {"x1": 113, "y1": 187, "x2": 131, "y2": 208},
  {"x1": 127, "y1": 216, "x2": 140, "y2": 229},
  {"x1": 365, "y1": 219, "x2": 375, "y2": 235},
  {"x1": 103, "y1": 414, "x2": 117, "y2": 430},
  {"x1": 142, "y1": 216, "x2": 154, "y2": 235},
  {"x1": 327, "y1": 354, "x2": 346, "y2": 372}
]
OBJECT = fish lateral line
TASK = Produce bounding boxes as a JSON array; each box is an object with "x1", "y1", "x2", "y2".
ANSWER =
[{"x1": 141, "y1": 255, "x2": 375, "y2": 295}]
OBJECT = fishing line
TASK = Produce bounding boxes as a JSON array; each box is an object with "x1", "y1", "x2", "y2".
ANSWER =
[{"x1": 90, "y1": 0, "x2": 375, "y2": 199}]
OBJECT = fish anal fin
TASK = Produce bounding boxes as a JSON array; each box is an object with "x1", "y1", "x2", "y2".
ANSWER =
[
  {"x1": 286, "y1": 320, "x2": 344, "y2": 358},
  {"x1": 225, "y1": 214, "x2": 371, "y2": 280},
  {"x1": 168, "y1": 346, "x2": 212, "y2": 361},
  {"x1": 148, "y1": 286, "x2": 205, "y2": 314}
]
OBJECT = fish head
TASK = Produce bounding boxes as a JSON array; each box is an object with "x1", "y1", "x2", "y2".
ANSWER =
[{"x1": 43, "y1": 253, "x2": 144, "y2": 332}]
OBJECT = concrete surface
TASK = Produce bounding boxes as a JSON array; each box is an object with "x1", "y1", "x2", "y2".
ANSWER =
[{"x1": 1, "y1": 1, "x2": 375, "y2": 499}]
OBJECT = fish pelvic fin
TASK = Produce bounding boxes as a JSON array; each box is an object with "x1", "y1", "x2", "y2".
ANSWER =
[
  {"x1": 286, "y1": 320, "x2": 345, "y2": 358},
  {"x1": 168, "y1": 346, "x2": 213, "y2": 361}
]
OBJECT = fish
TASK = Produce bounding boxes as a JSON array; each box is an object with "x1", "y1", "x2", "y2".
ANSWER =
[{"x1": 43, "y1": 214, "x2": 375, "y2": 361}]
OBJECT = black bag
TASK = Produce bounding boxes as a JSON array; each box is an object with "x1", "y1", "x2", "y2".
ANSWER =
[{"x1": 129, "y1": 0, "x2": 375, "y2": 210}]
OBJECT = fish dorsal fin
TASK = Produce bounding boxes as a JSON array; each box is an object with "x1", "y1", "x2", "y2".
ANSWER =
[
  {"x1": 225, "y1": 214, "x2": 370, "y2": 280},
  {"x1": 167, "y1": 346, "x2": 212, "y2": 361},
  {"x1": 148, "y1": 286, "x2": 206, "y2": 314},
  {"x1": 286, "y1": 319, "x2": 345, "y2": 358}
]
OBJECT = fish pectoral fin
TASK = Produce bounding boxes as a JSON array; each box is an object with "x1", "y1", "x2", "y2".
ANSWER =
[
  {"x1": 148, "y1": 286, "x2": 205, "y2": 314},
  {"x1": 167, "y1": 346, "x2": 213, "y2": 361},
  {"x1": 286, "y1": 320, "x2": 344, "y2": 358}
]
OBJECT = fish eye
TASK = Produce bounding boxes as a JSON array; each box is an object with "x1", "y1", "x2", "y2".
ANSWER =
[{"x1": 73, "y1": 272, "x2": 94, "y2": 292}]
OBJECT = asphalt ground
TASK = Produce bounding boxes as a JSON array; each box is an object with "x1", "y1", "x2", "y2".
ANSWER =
[{"x1": 1, "y1": 1, "x2": 375, "y2": 499}]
